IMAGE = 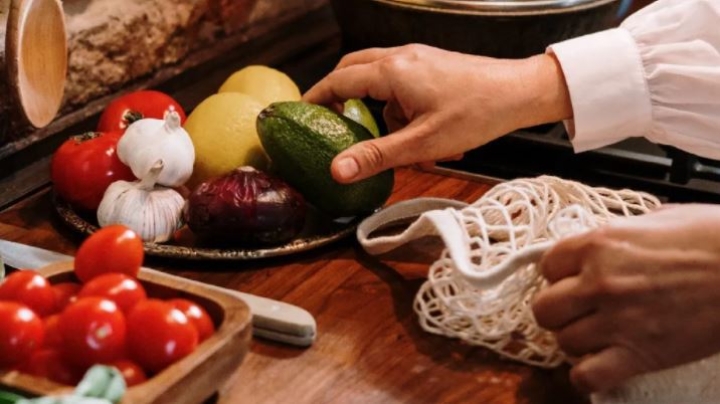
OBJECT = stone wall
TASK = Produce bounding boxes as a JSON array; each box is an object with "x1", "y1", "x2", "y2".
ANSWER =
[
  {"x1": 63, "y1": 0, "x2": 326, "y2": 109},
  {"x1": 0, "y1": 0, "x2": 326, "y2": 155}
]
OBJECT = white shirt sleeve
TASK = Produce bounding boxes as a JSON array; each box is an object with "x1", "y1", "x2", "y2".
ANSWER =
[{"x1": 547, "y1": 0, "x2": 720, "y2": 160}]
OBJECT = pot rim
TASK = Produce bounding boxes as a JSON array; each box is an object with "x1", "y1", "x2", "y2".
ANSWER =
[{"x1": 371, "y1": 0, "x2": 620, "y2": 15}]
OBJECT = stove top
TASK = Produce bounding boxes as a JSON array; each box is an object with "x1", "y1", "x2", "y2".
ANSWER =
[{"x1": 438, "y1": 124, "x2": 720, "y2": 203}]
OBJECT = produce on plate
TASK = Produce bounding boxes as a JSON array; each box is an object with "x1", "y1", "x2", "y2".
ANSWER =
[
  {"x1": 0, "y1": 226, "x2": 216, "y2": 387},
  {"x1": 343, "y1": 99, "x2": 380, "y2": 138},
  {"x1": 183, "y1": 92, "x2": 268, "y2": 189},
  {"x1": 97, "y1": 161, "x2": 185, "y2": 243},
  {"x1": 184, "y1": 166, "x2": 306, "y2": 245},
  {"x1": 116, "y1": 111, "x2": 195, "y2": 187},
  {"x1": 52, "y1": 69, "x2": 392, "y2": 251},
  {"x1": 51, "y1": 131, "x2": 136, "y2": 211},
  {"x1": 97, "y1": 90, "x2": 186, "y2": 133},
  {"x1": 257, "y1": 101, "x2": 394, "y2": 217},
  {"x1": 218, "y1": 65, "x2": 301, "y2": 107}
]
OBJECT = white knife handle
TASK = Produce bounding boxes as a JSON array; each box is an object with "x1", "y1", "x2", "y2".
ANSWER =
[{"x1": 143, "y1": 268, "x2": 317, "y2": 346}]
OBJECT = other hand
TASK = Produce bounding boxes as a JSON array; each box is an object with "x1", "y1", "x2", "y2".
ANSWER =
[{"x1": 533, "y1": 204, "x2": 720, "y2": 393}]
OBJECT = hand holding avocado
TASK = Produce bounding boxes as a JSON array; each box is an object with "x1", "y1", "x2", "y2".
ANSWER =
[{"x1": 304, "y1": 44, "x2": 573, "y2": 183}]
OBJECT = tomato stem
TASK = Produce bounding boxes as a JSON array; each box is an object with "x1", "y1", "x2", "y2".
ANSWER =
[
  {"x1": 123, "y1": 110, "x2": 144, "y2": 128},
  {"x1": 71, "y1": 132, "x2": 102, "y2": 143}
]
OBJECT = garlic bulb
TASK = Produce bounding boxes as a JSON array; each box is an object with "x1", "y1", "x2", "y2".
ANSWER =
[
  {"x1": 97, "y1": 160, "x2": 185, "y2": 243},
  {"x1": 117, "y1": 111, "x2": 195, "y2": 187}
]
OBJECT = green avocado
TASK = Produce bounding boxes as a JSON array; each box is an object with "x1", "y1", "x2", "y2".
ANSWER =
[{"x1": 256, "y1": 101, "x2": 394, "y2": 217}]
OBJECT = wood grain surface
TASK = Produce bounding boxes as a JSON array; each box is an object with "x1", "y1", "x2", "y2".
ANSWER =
[{"x1": 0, "y1": 168, "x2": 588, "y2": 404}]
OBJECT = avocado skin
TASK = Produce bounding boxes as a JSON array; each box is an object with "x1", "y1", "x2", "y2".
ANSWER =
[{"x1": 257, "y1": 102, "x2": 394, "y2": 217}]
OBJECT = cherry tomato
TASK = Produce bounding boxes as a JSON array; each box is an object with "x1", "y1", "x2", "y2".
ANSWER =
[
  {"x1": 19, "y1": 349, "x2": 84, "y2": 385},
  {"x1": 168, "y1": 298, "x2": 215, "y2": 342},
  {"x1": 106, "y1": 359, "x2": 147, "y2": 387},
  {"x1": 42, "y1": 314, "x2": 63, "y2": 350},
  {"x1": 58, "y1": 297, "x2": 126, "y2": 368},
  {"x1": 0, "y1": 271, "x2": 57, "y2": 317},
  {"x1": 52, "y1": 282, "x2": 81, "y2": 311},
  {"x1": 51, "y1": 131, "x2": 135, "y2": 211},
  {"x1": 74, "y1": 225, "x2": 144, "y2": 283},
  {"x1": 78, "y1": 273, "x2": 147, "y2": 314},
  {"x1": 97, "y1": 90, "x2": 186, "y2": 133},
  {"x1": 0, "y1": 302, "x2": 44, "y2": 368},
  {"x1": 127, "y1": 299, "x2": 198, "y2": 373}
]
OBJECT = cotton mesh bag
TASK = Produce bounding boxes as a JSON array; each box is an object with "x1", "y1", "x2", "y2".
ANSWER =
[{"x1": 357, "y1": 175, "x2": 720, "y2": 404}]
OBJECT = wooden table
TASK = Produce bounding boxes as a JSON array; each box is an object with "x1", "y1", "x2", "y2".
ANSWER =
[{"x1": 0, "y1": 168, "x2": 587, "y2": 404}]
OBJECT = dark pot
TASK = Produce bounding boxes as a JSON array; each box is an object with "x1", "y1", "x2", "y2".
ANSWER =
[{"x1": 330, "y1": 0, "x2": 624, "y2": 58}]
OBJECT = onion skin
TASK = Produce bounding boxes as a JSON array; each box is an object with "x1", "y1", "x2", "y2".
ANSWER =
[{"x1": 184, "y1": 167, "x2": 306, "y2": 245}]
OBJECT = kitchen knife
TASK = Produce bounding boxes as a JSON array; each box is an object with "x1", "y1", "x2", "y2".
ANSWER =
[{"x1": 0, "y1": 239, "x2": 317, "y2": 347}]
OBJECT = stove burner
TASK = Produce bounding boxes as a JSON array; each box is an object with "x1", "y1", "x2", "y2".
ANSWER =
[{"x1": 439, "y1": 124, "x2": 720, "y2": 203}]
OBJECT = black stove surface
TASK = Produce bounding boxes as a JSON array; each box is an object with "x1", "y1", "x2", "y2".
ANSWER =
[{"x1": 438, "y1": 124, "x2": 720, "y2": 203}]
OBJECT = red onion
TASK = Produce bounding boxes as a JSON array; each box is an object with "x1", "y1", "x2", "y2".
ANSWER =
[{"x1": 184, "y1": 166, "x2": 306, "y2": 245}]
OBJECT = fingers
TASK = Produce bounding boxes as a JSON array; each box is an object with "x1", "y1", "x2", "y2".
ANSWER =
[
  {"x1": 554, "y1": 315, "x2": 609, "y2": 357},
  {"x1": 335, "y1": 47, "x2": 398, "y2": 69},
  {"x1": 570, "y1": 347, "x2": 648, "y2": 394},
  {"x1": 532, "y1": 276, "x2": 594, "y2": 330},
  {"x1": 383, "y1": 101, "x2": 407, "y2": 133},
  {"x1": 441, "y1": 154, "x2": 464, "y2": 162},
  {"x1": 330, "y1": 121, "x2": 429, "y2": 183},
  {"x1": 538, "y1": 232, "x2": 590, "y2": 284},
  {"x1": 303, "y1": 63, "x2": 393, "y2": 106}
]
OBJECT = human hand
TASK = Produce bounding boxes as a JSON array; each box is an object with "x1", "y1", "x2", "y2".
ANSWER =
[
  {"x1": 303, "y1": 44, "x2": 572, "y2": 183},
  {"x1": 532, "y1": 204, "x2": 720, "y2": 393}
]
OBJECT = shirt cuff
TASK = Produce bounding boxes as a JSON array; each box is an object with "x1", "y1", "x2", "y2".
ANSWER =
[{"x1": 547, "y1": 28, "x2": 653, "y2": 153}]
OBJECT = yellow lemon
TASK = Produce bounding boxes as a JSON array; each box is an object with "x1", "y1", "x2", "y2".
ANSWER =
[
  {"x1": 218, "y1": 65, "x2": 302, "y2": 107},
  {"x1": 184, "y1": 92, "x2": 268, "y2": 189}
]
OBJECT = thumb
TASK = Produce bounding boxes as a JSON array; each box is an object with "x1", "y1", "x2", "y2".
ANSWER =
[{"x1": 330, "y1": 124, "x2": 427, "y2": 183}]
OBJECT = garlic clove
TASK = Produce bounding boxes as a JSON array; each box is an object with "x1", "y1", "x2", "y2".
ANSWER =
[
  {"x1": 117, "y1": 111, "x2": 195, "y2": 188},
  {"x1": 97, "y1": 161, "x2": 185, "y2": 243}
]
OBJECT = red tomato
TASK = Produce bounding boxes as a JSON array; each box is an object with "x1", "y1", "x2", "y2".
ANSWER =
[
  {"x1": 51, "y1": 131, "x2": 135, "y2": 211},
  {"x1": 168, "y1": 298, "x2": 215, "y2": 342},
  {"x1": 74, "y1": 225, "x2": 144, "y2": 283},
  {"x1": 78, "y1": 273, "x2": 147, "y2": 314},
  {"x1": 0, "y1": 271, "x2": 57, "y2": 317},
  {"x1": 42, "y1": 314, "x2": 63, "y2": 350},
  {"x1": 19, "y1": 349, "x2": 84, "y2": 385},
  {"x1": 127, "y1": 299, "x2": 198, "y2": 373},
  {"x1": 106, "y1": 359, "x2": 147, "y2": 387},
  {"x1": 0, "y1": 302, "x2": 44, "y2": 368},
  {"x1": 97, "y1": 90, "x2": 186, "y2": 132},
  {"x1": 52, "y1": 282, "x2": 81, "y2": 311},
  {"x1": 58, "y1": 297, "x2": 126, "y2": 368}
]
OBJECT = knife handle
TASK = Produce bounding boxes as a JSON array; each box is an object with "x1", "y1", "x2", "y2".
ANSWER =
[{"x1": 143, "y1": 268, "x2": 317, "y2": 347}]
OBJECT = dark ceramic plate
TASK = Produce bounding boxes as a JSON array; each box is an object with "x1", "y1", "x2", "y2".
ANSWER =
[{"x1": 53, "y1": 195, "x2": 365, "y2": 260}]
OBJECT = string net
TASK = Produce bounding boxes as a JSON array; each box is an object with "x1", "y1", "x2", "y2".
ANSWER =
[{"x1": 413, "y1": 176, "x2": 661, "y2": 367}]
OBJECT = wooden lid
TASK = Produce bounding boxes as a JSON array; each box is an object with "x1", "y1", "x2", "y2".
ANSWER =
[{"x1": 6, "y1": 0, "x2": 67, "y2": 128}]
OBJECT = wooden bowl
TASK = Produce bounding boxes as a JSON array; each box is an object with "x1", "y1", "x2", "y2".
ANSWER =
[{"x1": 0, "y1": 262, "x2": 253, "y2": 404}]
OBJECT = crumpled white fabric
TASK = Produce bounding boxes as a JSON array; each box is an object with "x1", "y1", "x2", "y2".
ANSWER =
[{"x1": 548, "y1": 0, "x2": 720, "y2": 159}]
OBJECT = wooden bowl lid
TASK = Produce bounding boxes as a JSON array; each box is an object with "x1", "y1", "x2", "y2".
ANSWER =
[{"x1": 6, "y1": 0, "x2": 67, "y2": 128}]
